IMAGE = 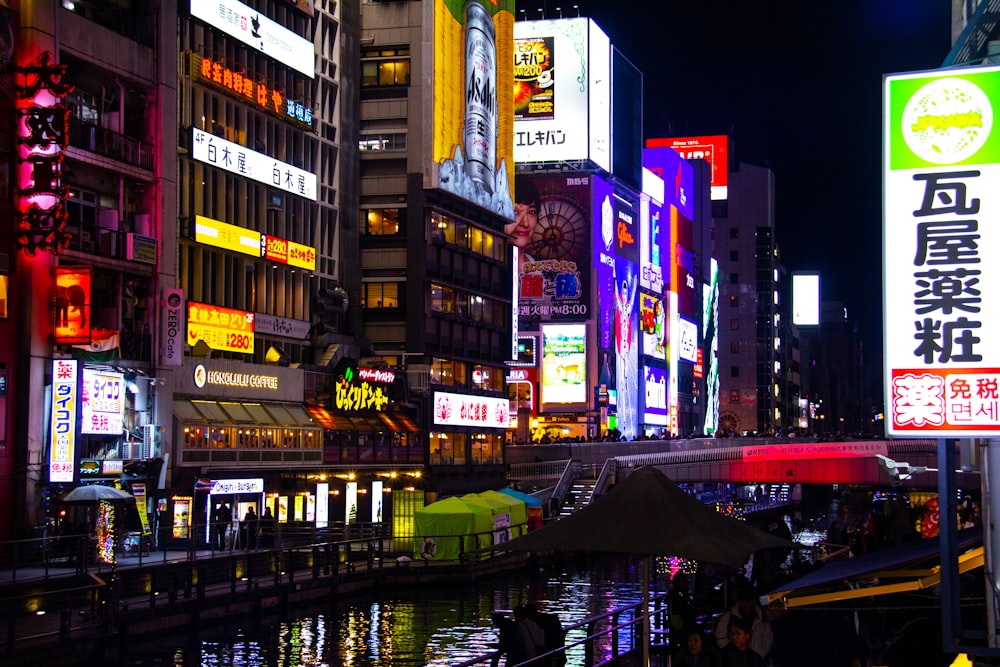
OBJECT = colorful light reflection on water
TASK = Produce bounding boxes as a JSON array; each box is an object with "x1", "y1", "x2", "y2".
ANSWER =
[{"x1": 141, "y1": 556, "x2": 655, "y2": 667}]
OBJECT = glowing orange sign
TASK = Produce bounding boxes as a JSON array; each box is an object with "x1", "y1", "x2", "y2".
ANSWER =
[
  {"x1": 186, "y1": 301, "x2": 255, "y2": 353},
  {"x1": 54, "y1": 266, "x2": 92, "y2": 343},
  {"x1": 192, "y1": 54, "x2": 313, "y2": 129}
]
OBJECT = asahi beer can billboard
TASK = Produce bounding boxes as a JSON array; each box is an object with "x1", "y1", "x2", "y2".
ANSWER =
[
  {"x1": 161, "y1": 288, "x2": 184, "y2": 367},
  {"x1": 431, "y1": 0, "x2": 515, "y2": 220}
]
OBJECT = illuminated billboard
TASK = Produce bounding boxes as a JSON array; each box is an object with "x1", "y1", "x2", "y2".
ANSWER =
[
  {"x1": 678, "y1": 316, "x2": 698, "y2": 363},
  {"x1": 540, "y1": 323, "x2": 586, "y2": 405},
  {"x1": 49, "y1": 359, "x2": 78, "y2": 483},
  {"x1": 647, "y1": 135, "x2": 728, "y2": 201},
  {"x1": 54, "y1": 267, "x2": 92, "y2": 344},
  {"x1": 884, "y1": 65, "x2": 1000, "y2": 436},
  {"x1": 513, "y1": 173, "x2": 592, "y2": 331},
  {"x1": 513, "y1": 18, "x2": 611, "y2": 171},
  {"x1": 432, "y1": 391, "x2": 511, "y2": 428},
  {"x1": 593, "y1": 174, "x2": 639, "y2": 438},
  {"x1": 639, "y1": 292, "x2": 666, "y2": 359},
  {"x1": 643, "y1": 365, "x2": 667, "y2": 425},
  {"x1": 191, "y1": 128, "x2": 318, "y2": 201},
  {"x1": 792, "y1": 272, "x2": 821, "y2": 326},
  {"x1": 640, "y1": 169, "x2": 665, "y2": 295},
  {"x1": 186, "y1": 301, "x2": 255, "y2": 354},
  {"x1": 81, "y1": 369, "x2": 125, "y2": 435},
  {"x1": 195, "y1": 215, "x2": 316, "y2": 270},
  {"x1": 189, "y1": 0, "x2": 315, "y2": 78},
  {"x1": 643, "y1": 145, "x2": 695, "y2": 220},
  {"x1": 431, "y1": 0, "x2": 515, "y2": 219}
]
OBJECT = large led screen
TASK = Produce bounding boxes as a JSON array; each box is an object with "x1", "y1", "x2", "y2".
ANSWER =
[
  {"x1": 432, "y1": 0, "x2": 515, "y2": 219},
  {"x1": 639, "y1": 174, "x2": 665, "y2": 295},
  {"x1": 639, "y1": 292, "x2": 666, "y2": 360},
  {"x1": 643, "y1": 365, "x2": 667, "y2": 425},
  {"x1": 540, "y1": 323, "x2": 586, "y2": 405},
  {"x1": 513, "y1": 18, "x2": 611, "y2": 171},
  {"x1": 513, "y1": 173, "x2": 592, "y2": 331},
  {"x1": 792, "y1": 272, "x2": 821, "y2": 326},
  {"x1": 593, "y1": 174, "x2": 639, "y2": 438}
]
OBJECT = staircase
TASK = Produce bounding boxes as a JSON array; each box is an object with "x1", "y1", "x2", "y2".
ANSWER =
[{"x1": 558, "y1": 476, "x2": 598, "y2": 518}]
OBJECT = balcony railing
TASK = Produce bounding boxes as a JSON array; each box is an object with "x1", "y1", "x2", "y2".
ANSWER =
[{"x1": 67, "y1": 117, "x2": 155, "y2": 171}]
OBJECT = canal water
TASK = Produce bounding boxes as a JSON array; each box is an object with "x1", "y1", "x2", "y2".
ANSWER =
[{"x1": 116, "y1": 554, "x2": 666, "y2": 667}]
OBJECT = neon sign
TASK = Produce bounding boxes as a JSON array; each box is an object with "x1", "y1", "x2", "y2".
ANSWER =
[
  {"x1": 186, "y1": 301, "x2": 255, "y2": 353},
  {"x1": 49, "y1": 359, "x2": 78, "y2": 483},
  {"x1": 191, "y1": 53, "x2": 313, "y2": 129},
  {"x1": 15, "y1": 51, "x2": 73, "y2": 254}
]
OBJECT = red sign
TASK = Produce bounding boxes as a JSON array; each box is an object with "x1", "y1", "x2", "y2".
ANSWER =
[
  {"x1": 54, "y1": 267, "x2": 92, "y2": 343},
  {"x1": 358, "y1": 368, "x2": 395, "y2": 384},
  {"x1": 647, "y1": 135, "x2": 729, "y2": 201}
]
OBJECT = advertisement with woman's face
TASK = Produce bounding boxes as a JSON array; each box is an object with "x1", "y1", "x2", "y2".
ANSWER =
[{"x1": 511, "y1": 174, "x2": 591, "y2": 332}]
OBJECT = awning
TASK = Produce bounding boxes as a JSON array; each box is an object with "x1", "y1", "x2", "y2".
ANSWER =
[
  {"x1": 767, "y1": 527, "x2": 983, "y2": 608},
  {"x1": 305, "y1": 405, "x2": 420, "y2": 432},
  {"x1": 174, "y1": 399, "x2": 321, "y2": 429}
]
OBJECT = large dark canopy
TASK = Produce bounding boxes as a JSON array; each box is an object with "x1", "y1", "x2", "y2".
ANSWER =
[{"x1": 492, "y1": 466, "x2": 798, "y2": 566}]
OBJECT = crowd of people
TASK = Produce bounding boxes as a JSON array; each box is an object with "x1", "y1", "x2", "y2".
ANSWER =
[{"x1": 211, "y1": 503, "x2": 276, "y2": 550}]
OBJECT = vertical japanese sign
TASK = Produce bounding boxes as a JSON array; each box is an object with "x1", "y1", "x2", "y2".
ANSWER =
[
  {"x1": 49, "y1": 358, "x2": 78, "y2": 483},
  {"x1": 80, "y1": 368, "x2": 125, "y2": 435},
  {"x1": 15, "y1": 52, "x2": 73, "y2": 254},
  {"x1": 884, "y1": 66, "x2": 1000, "y2": 436}
]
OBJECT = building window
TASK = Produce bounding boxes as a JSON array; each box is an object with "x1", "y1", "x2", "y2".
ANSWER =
[
  {"x1": 730, "y1": 250, "x2": 738, "y2": 261},
  {"x1": 730, "y1": 318, "x2": 739, "y2": 330},
  {"x1": 429, "y1": 431, "x2": 467, "y2": 465},
  {"x1": 729, "y1": 227, "x2": 739, "y2": 239},
  {"x1": 359, "y1": 133, "x2": 406, "y2": 152},
  {"x1": 731, "y1": 366, "x2": 740, "y2": 378},
  {"x1": 362, "y1": 47, "x2": 411, "y2": 87},
  {"x1": 430, "y1": 358, "x2": 468, "y2": 386},
  {"x1": 429, "y1": 211, "x2": 505, "y2": 261},
  {"x1": 730, "y1": 390, "x2": 740, "y2": 403},
  {"x1": 363, "y1": 208, "x2": 401, "y2": 236},
  {"x1": 730, "y1": 295, "x2": 739, "y2": 307},
  {"x1": 730, "y1": 273, "x2": 739, "y2": 284},
  {"x1": 730, "y1": 342, "x2": 740, "y2": 354},
  {"x1": 361, "y1": 282, "x2": 399, "y2": 308},
  {"x1": 471, "y1": 432, "x2": 502, "y2": 465}
]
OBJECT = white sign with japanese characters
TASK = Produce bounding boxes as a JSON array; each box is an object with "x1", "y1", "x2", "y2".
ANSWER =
[
  {"x1": 191, "y1": 128, "x2": 318, "y2": 201},
  {"x1": 884, "y1": 65, "x2": 1000, "y2": 436}
]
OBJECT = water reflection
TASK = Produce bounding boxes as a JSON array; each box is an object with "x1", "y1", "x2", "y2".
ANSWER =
[{"x1": 137, "y1": 556, "x2": 653, "y2": 667}]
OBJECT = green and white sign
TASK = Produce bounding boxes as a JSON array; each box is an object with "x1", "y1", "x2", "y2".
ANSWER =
[{"x1": 883, "y1": 65, "x2": 1000, "y2": 437}]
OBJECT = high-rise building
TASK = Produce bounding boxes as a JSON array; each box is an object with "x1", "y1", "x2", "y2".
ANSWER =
[{"x1": 358, "y1": 0, "x2": 517, "y2": 495}]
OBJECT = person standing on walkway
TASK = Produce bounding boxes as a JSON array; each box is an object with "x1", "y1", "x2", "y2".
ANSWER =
[
  {"x1": 490, "y1": 612, "x2": 528, "y2": 667},
  {"x1": 213, "y1": 502, "x2": 232, "y2": 550},
  {"x1": 260, "y1": 506, "x2": 275, "y2": 548},
  {"x1": 241, "y1": 506, "x2": 258, "y2": 549},
  {"x1": 714, "y1": 587, "x2": 773, "y2": 664},
  {"x1": 526, "y1": 603, "x2": 566, "y2": 666},
  {"x1": 513, "y1": 604, "x2": 545, "y2": 663},
  {"x1": 718, "y1": 617, "x2": 763, "y2": 667}
]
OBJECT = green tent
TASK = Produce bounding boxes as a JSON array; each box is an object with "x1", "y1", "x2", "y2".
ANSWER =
[
  {"x1": 414, "y1": 496, "x2": 493, "y2": 561},
  {"x1": 479, "y1": 489, "x2": 528, "y2": 538},
  {"x1": 462, "y1": 492, "x2": 527, "y2": 544}
]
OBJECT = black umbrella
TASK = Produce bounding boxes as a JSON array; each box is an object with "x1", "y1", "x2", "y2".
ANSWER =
[
  {"x1": 490, "y1": 467, "x2": 800, "y2": 666},
  {"x1": 58, "y1": 485, "x2": 135, "y2": 503}
]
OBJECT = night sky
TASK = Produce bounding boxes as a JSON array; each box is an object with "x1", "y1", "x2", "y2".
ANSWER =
[{"x1": 518, "y1": 0, "x2": 954, "y2": 356}]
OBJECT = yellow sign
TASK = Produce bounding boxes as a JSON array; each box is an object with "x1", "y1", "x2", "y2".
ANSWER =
[
  {"x1": 187, "y1": 301, "x2": 255, "y2": 353},
  {"x1": 195, "y1": 214, "x2": 316, "y2": 270},
  {"x1": 195, "y1": 215, "x2": 262, "y2": 258},
  {"x1": 335, "y1": 380, "x2": 389, "y2": 412}
]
